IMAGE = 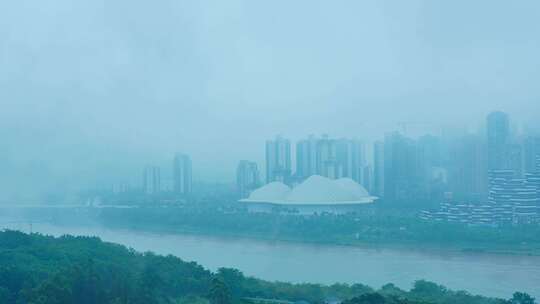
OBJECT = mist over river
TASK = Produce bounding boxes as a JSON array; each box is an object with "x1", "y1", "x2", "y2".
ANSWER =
[{"x1": 1, "y1": 220, "x2": 539, "y2": 299}]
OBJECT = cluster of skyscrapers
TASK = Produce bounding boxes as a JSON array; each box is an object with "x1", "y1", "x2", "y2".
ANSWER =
[
  {"x1": 419, "y1": 112, "x2": 540, "y2": 225},
  {"x1": 421, "y1": 156, "x2": 540, "y2": 226},
  {"x1": 142, "y1": 153, "x2": 192, "y2": 196},
  {"x1": 237, "y1": 111, "x2": 540, "y2": 225},
  {"x1": 295, "y1": 135, "x2": 367, "y2": 183},
  {"x1": 123, "y1": 110, "x2": 540, "y2": 224},
  {"x1": 237, "y1": 135, "x2": 369, "y2": 198},
  {"x1": 373, "y1": 131, "x2": 487, "y2": 203}
]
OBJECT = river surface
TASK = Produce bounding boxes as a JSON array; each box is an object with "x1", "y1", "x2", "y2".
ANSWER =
[{"x1": 1, "y1": 220, "x2": 539, "y2": 299}]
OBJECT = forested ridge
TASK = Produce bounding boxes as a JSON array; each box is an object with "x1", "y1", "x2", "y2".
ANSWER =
[{"x1": 0, "y1": 230, "x2": 535, "y2": 304}]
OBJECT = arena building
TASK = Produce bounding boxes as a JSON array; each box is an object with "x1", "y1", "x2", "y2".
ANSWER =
[{"x1": 239, "y1": 175, "x2": 377, "y2": 215}]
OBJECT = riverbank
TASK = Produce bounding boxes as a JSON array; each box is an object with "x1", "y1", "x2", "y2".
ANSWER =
[
  {"x1": 95, "y1": 206, "x2": 540, "y2": 257},
  {"x1": 4, "y1": 205, "x2": 540, "y2": 256},
  {"x1": 98, "y1": 220, "x2": 540, "y2": 257}
]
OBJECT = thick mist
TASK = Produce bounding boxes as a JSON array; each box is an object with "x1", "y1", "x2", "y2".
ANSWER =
[{"x1": 1, "y1": 0, "x2": 539, "y2": 201}]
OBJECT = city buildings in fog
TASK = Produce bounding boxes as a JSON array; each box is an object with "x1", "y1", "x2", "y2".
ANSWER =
[
  {"x1": 420, "y1": 147, "x2": 540, "y2": 226},
  {"x1": 362, "y1": 165, "x2": 373, "y2": 194},
  {"x1": 265, "y1": 136, "x2": 292, "y2": 184},
  {"x1": 423, "y1": 160, "x2": 540, "y2": 226},
  {"x1": 421, "y1": 111, "x2": 540, "y2": 226},
  {"x1": 373, "y1": 141, "x2": 384, "y2": 198},
  {"x1": 382, "y1": 132, "x2": 419, "y2": 202},
  {"x1": 376, "y1": 111, "x2": 539, "y2": 204},
  {"x1": 416, "y1": 134, "x2": 446, "y2": 202},
  {"x1": 111, "y1": 183, "x2": 131, "y2": 194},
  {"x1": 483, "y1": 112, "x2": 540, "y2": 224},
  {"x1": 104, "y1": 110, "x2": 539, "y2": 221},
  {"x1": 295, "y1": 135, "x2": 367, "y2": 183},
  {"x1": 487, "y1": 111, "x2": 510, "y2": 171},
  {"x1": 336, "y1": 138, "x2": 366, "y2": 182},
  {"x1": 173, "y1": 153, "x2": 192, "y2": 195},
  {"x1": 524, "y1": 136, "x2": 540, "y2": 173},
  {"x1": 143, "y1": 166, "x2": 161, "y2": 195},
  {"x1": 236, "y1": 160, "x2": 260, "y2": 199},
  {"x1": 315, "y1": 136, "x2": 340, "y2": 179},
  {"x1": 296, "y1": 135, "x2": 318, "y2": 180},
  {"x1": 448, "y1": 134, "x2": 487, "y2": 202}
]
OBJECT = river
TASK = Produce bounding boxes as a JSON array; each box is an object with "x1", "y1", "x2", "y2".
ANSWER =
[{"x1": 1, "y1": 221, "x2": 539, "y2": 299}]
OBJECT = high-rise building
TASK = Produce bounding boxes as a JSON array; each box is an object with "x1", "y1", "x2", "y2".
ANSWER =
[
  {"x1": 426, "y1": 154, "x2": 540, "y2": 225},
  {"x1": 336, "y1": 138, "x2": 365, "y2": 182},
  {"x1": 525, "y1": 155, "x2": 540, "y2": 218},
  {"x1": 416, "y1": 135, "x2": 445, "y2": 200},
  {"x1": 112, "y1": 183, "x2": 131, "y2": 194},
  {"x1": 315, "y1": 135, "x2": 340, "y2": 179},
  {"x1": 296, "y1": 135, "x2": 318, "y2": 180},
  {"x1": 373, "y1": 141, "x2": 385, "y2": 197},
  {"x1": 173, "y1": 153, "x2": 192, "y2": 195},
  {"x1": 362, "y1": 165, "x2": 373, "y2": 193},
  {"x1": 487, "y1": 111, "x2": 510, "y2": 171},
  {"x1": 487, "y1": 170, "x2": 514, "y2": 204},
  {"x1": 507, "y1": 143, "x2": 524, "y2": 177},
  {"x1": 383, "y1": 132, "x2": 419, "y2": 202},
  {"x1": 236, "y1": 160, "x2": 260, "y2": 198},
  {"x1": 296, "y1": 135, "x2": 366, "y2": 182},
  {"x1": 487, "y1": 170, "x2": 515, "y2": 223},
  {"x1": 416, "y1": 135, "x2": 442, "y2": 176},
  {"x1": 143, "y1": 166, "x2": 161, "y2": 194},
  {"x1": 449, "y1": 134, "x2": 488, "y2": 201},
  {"x1": 265, "y1": 136, "x2": 291, "y2": 184},
  {"x1": 524, "y1": 136, "x2": 540, "y2": 173},
  {"x1": 510, "y1": 178, "x2": 538, "y2": 224},
  {"x1": 487, "y1": 168, "x2": 540, "y2": 224}
]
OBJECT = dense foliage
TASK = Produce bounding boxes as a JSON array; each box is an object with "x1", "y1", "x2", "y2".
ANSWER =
[{"x1": 0, "y1": 230, "x2": 534, "y2": 304}]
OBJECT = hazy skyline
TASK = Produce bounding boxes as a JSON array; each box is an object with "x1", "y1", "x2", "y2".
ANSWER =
[{"x1": 1, "y1": 0, "x2": 539, "y2": 200}]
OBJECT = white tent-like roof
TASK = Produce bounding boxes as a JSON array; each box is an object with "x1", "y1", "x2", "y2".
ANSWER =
[
  {"x1": 334, "y1": 178, "x2": 369, "y2": 197},
  {"x1": 247, "y1": 181, "x2": 291, "y2": 202},
  {"x1": 241, "y1": 175, "x2": 377, "y2": 205},
  {"x1": 287, "y1": 175, "x2": 357, "y2": 203}
]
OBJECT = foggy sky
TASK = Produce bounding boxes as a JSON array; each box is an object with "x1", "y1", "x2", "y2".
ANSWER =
[{"x1": 1, "y1": 0, "x2": 539, "y2": 200}]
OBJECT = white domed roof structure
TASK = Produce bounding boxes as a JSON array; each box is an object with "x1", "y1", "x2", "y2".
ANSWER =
[
  {"x1": 246, "y1": 182, "x2": 291, "y2": 202},
  {"x1": 242, "y1": 175, "x2": 376, "y2": 206},
  {"x1": 286, "y1": 175, "x2": 356, "y2": 203},
  {"x1": 334, "y1": 178, "x2": 369, "y2": 197}
]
